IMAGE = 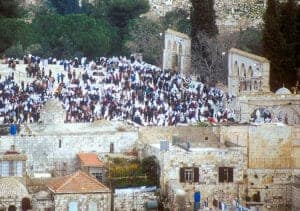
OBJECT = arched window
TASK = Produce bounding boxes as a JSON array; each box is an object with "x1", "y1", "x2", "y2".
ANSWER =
[
  {"x1": 251, "y1": 108, "x2": 272, "y2": 123},
  {"x1": 247, "y1": 66, "x2": 253, "y2": 78},
  {"x1": 88, "y1": 201, "x2": 97, "y2": 211},
  {"x1": 69, "y1": 201, "x2": 78, "y2": 211},
  {"x1": 233, "y1": 61, "x2": 239, "y2": 76}
]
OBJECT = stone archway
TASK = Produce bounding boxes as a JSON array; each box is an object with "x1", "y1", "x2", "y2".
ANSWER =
[
  {"x1": 21, "y1": 198, "x2": 31, "y2": 211},
  {"x1": 250, "y1": 108, "x2": 272, "y2": 123}
]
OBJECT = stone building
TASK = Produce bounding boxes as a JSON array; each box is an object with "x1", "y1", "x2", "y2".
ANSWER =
[
  {"x1": 139, "y1": 123, "x2": 300, "y2": 210},
  {"x1": 47, "y1": 170, "x2": 111, "y2": 211},
  {"x1": 227, "y1": 48, "x2": 300, "y2": 124},
  {"x1": 163, "y1": 29, "x2": 191, "y2": 74},
  {"x1": 142, "y1": 141, "x2": 244, "y2": 210}
]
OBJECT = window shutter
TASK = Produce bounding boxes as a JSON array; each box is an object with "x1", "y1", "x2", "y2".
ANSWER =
[
  {"x1": 180, "y1": 168, "x2": 185, "y2": 183},
  {"x1": 228, "y1": 167, "x2": 234, "y2": 182},
  {"x1": 219, "y1": 167, "x2": 224, "y2": 183},
  {"x1": 194, "y1": 167, "x2": 199, "y2": 182}
]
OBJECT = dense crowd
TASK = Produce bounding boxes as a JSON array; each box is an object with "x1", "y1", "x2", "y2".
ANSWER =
[
  {"x1": 57, "y1": 56, "x2": 235, "y2": 125},
  {"x1": 0, "y1": 75, "x2": 53, "y2": 124},
  {"x1": 0, "y1": 55, "x2": 235, "y2": 126}
]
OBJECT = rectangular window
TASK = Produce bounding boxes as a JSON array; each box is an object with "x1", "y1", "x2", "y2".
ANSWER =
[
  {"x1": 92, "y1": 172, "x2": 103, "y2": 182},
  {"x1": 1, "y1": 161, "x2": 9, "y2": 176},
  {"x1": 219, "y1": 167, "x2": 233, "y2": 183},
  {"x1": 180, "y1": 167, "x2": 199, "y2": 183},
  {"x1": 68, "y1": 201, "x2": 78, "y2": 211}
]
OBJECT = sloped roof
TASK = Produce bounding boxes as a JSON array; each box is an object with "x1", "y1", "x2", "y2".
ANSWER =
[
  {"x1": 77, "y1": 153, "x2": 105, "y2": 167},
  {"x1": 47, "y1": 170, "x2": 110, "y2": 194}
]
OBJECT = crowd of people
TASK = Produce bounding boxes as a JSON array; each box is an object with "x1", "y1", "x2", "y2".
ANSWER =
[
  {"x1": 0, "y1": 55, "x2": 235, "y2": 126},
  {"x1": 57, "y1": 56, "x2": 235, "y2": 125},
  {"x1": 0, "y1": 75, "x2": 52, "y2": 124}
]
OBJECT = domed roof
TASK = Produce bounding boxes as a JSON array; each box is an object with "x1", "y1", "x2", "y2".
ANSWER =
[
  {"x1": 275, "y1": 87, "x2": 291, "y2": 95},
  {"x1": 0, "y1": 177, "x2": 29, "y2": 198}
]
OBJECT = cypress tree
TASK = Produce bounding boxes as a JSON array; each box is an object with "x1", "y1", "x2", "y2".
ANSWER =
[
  {"x1": 190, "y1": 0, "x2": 218, "y2": 39},
  {"x1": 263, "y1": 0, "x2": 286, "y2": 91},
  {"x1": 279, "y1": 0, "x2": 298, "y2": 87},
  {"x1": 190, "y1": 0, "x2": 218, "y2": 79}
]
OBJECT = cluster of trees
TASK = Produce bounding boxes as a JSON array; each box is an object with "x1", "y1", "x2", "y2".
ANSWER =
[
  {"x1": 263, "y1": 0, "x2": 299, "y2": 91},
  {"x1": 0, "y1": 0, "x2": 149, "y2": 59}
]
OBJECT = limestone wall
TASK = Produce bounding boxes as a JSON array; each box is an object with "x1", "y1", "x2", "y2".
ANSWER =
[
  {"x1": 54, "y1": 193, "x2": 111, "y2": 211},
  {"x1": 114, "y1": 187, "x2": 158, "y2": 211},
  {"x1": 0, "y1": 130, "x2": 138, "y2": 176}
]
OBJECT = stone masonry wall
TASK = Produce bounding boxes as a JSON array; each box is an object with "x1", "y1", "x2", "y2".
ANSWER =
[
  {"x1": 142, "y1": 144, "x2": 245, "y2": 205},
  {"x1": 0, "y1": 130, "x2": 138, "y2": 176},
  {"x1": 54, "y1": 193, "x2": 111, "y2": 211},
  {"x1": 114, "y1": 188, "x2": 157, "y2": 211}
]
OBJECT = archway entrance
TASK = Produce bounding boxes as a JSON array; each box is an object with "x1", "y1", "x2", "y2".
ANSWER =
[
  {"x1": 8, "y1": 205, "x2": 16, "y2": 211},
  {"x1": 22, "y1": 198, "x2": 31, "y2": 211},
  {"x1": 250, "y1": 108, "x2": 272, "y2": 123}
]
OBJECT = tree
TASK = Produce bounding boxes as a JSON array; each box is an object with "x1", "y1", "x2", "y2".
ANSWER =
[
  {"x1": 126, "y1": 18, "x2": 163, "y2": 65},
  {"x1": 279, "y1": 0, "x2": 299, "y2": 88},
  {"x1": 190, "y1": 0, "x2": 218, "y2": 77},
  {"x1": 237, "y1": 27, "x2": 263, "y2": 55},
  {"x1": 0, "y1": 18, "x2": 36, "y2": 53},
  {"x1": 191, "y1": 32, "x2": 227, "y2": 84},
  {"x1": 263, "y1": 0, "x2": 288, "y2": 90},
  {"x1": 0, "y1": 0, "x2": 24, "y2": 18},
  {"x1": 106, "y1": 0, "x2": 149, "y2": 28},
  {"x1": 162, "y1": 8, "x2": 190, "y2": 35},
  {"x1": 49, "y1": 0, "x2": 80, "y2": 15},
  {"x1": 190, "y1": 0, "x2": 218, "y2": 39},
  {"x1": 32, "y1": 14, "x2": 116, "y2": 58}
]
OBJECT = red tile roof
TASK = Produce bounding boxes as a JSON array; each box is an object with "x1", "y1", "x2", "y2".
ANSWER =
[
  {"x1": 47, "y1": 170, "x2": 110, "y2": 194},
  {"x1": 77, "y1": 153, "x2": 105, "y2": 167}
]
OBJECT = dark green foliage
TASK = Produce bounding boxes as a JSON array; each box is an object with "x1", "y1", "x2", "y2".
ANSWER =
[
  {"x1": 162, "y1": 8, "x2": 190, "y2": 35},
  {"x1": 32, "y1": 14, "x2": 116, "y2": 58},
  {"x1": 263, "y1": 0, "x2": 285, "y2": 90},
  {"x1": 0, "y1": 0, "x2": 24, "y2": 18},
  {"x1": 190, "y1": 0, "x2": 218, "y2": 39},
  {"x1": 126, "y1": 18, "x2": 163, "y2": 65},
  {"x1": 141, "y1": 156, "x2": 159, "y2": 186},
  {"x1": 190, "y1": 0, "x2": 218, "y2": 77},
  {"x1": 49, "y1": 0, "x2": 80, "y2": 15},
  {"x1": 4, "y1": 42, "x2": 24, "y2": 58},
  {"x1": 0, "y1": 18, "x2": 36, "y2": 54},
  {"x1": 237, "y1": 27, "x2": 263, "y2": 55},
  {"x1": 279, "y1": 0, "x2": 299, "y2": 86},
  {"x1": 106, "y1": 0, "x2": 149, "y2": 28},
  {"x1": 263, "y1": 0, "x2": 299, "y2": 90}
]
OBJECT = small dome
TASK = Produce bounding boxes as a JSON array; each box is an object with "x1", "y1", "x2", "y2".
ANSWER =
[
  {"x1": 0, "y1": 177, "x2": 29, "y2": 198},
  {"x1": 275, "y1": 87, "x2": 291, "y2": 95}
]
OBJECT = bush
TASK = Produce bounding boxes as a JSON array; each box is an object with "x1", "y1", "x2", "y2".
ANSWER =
[
  {"x1": 4, "y1": 42, "x2": 24, "y2": 58},
  {"x1": 126, "y1": 18, "x2": 163, "y2": 65}
]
